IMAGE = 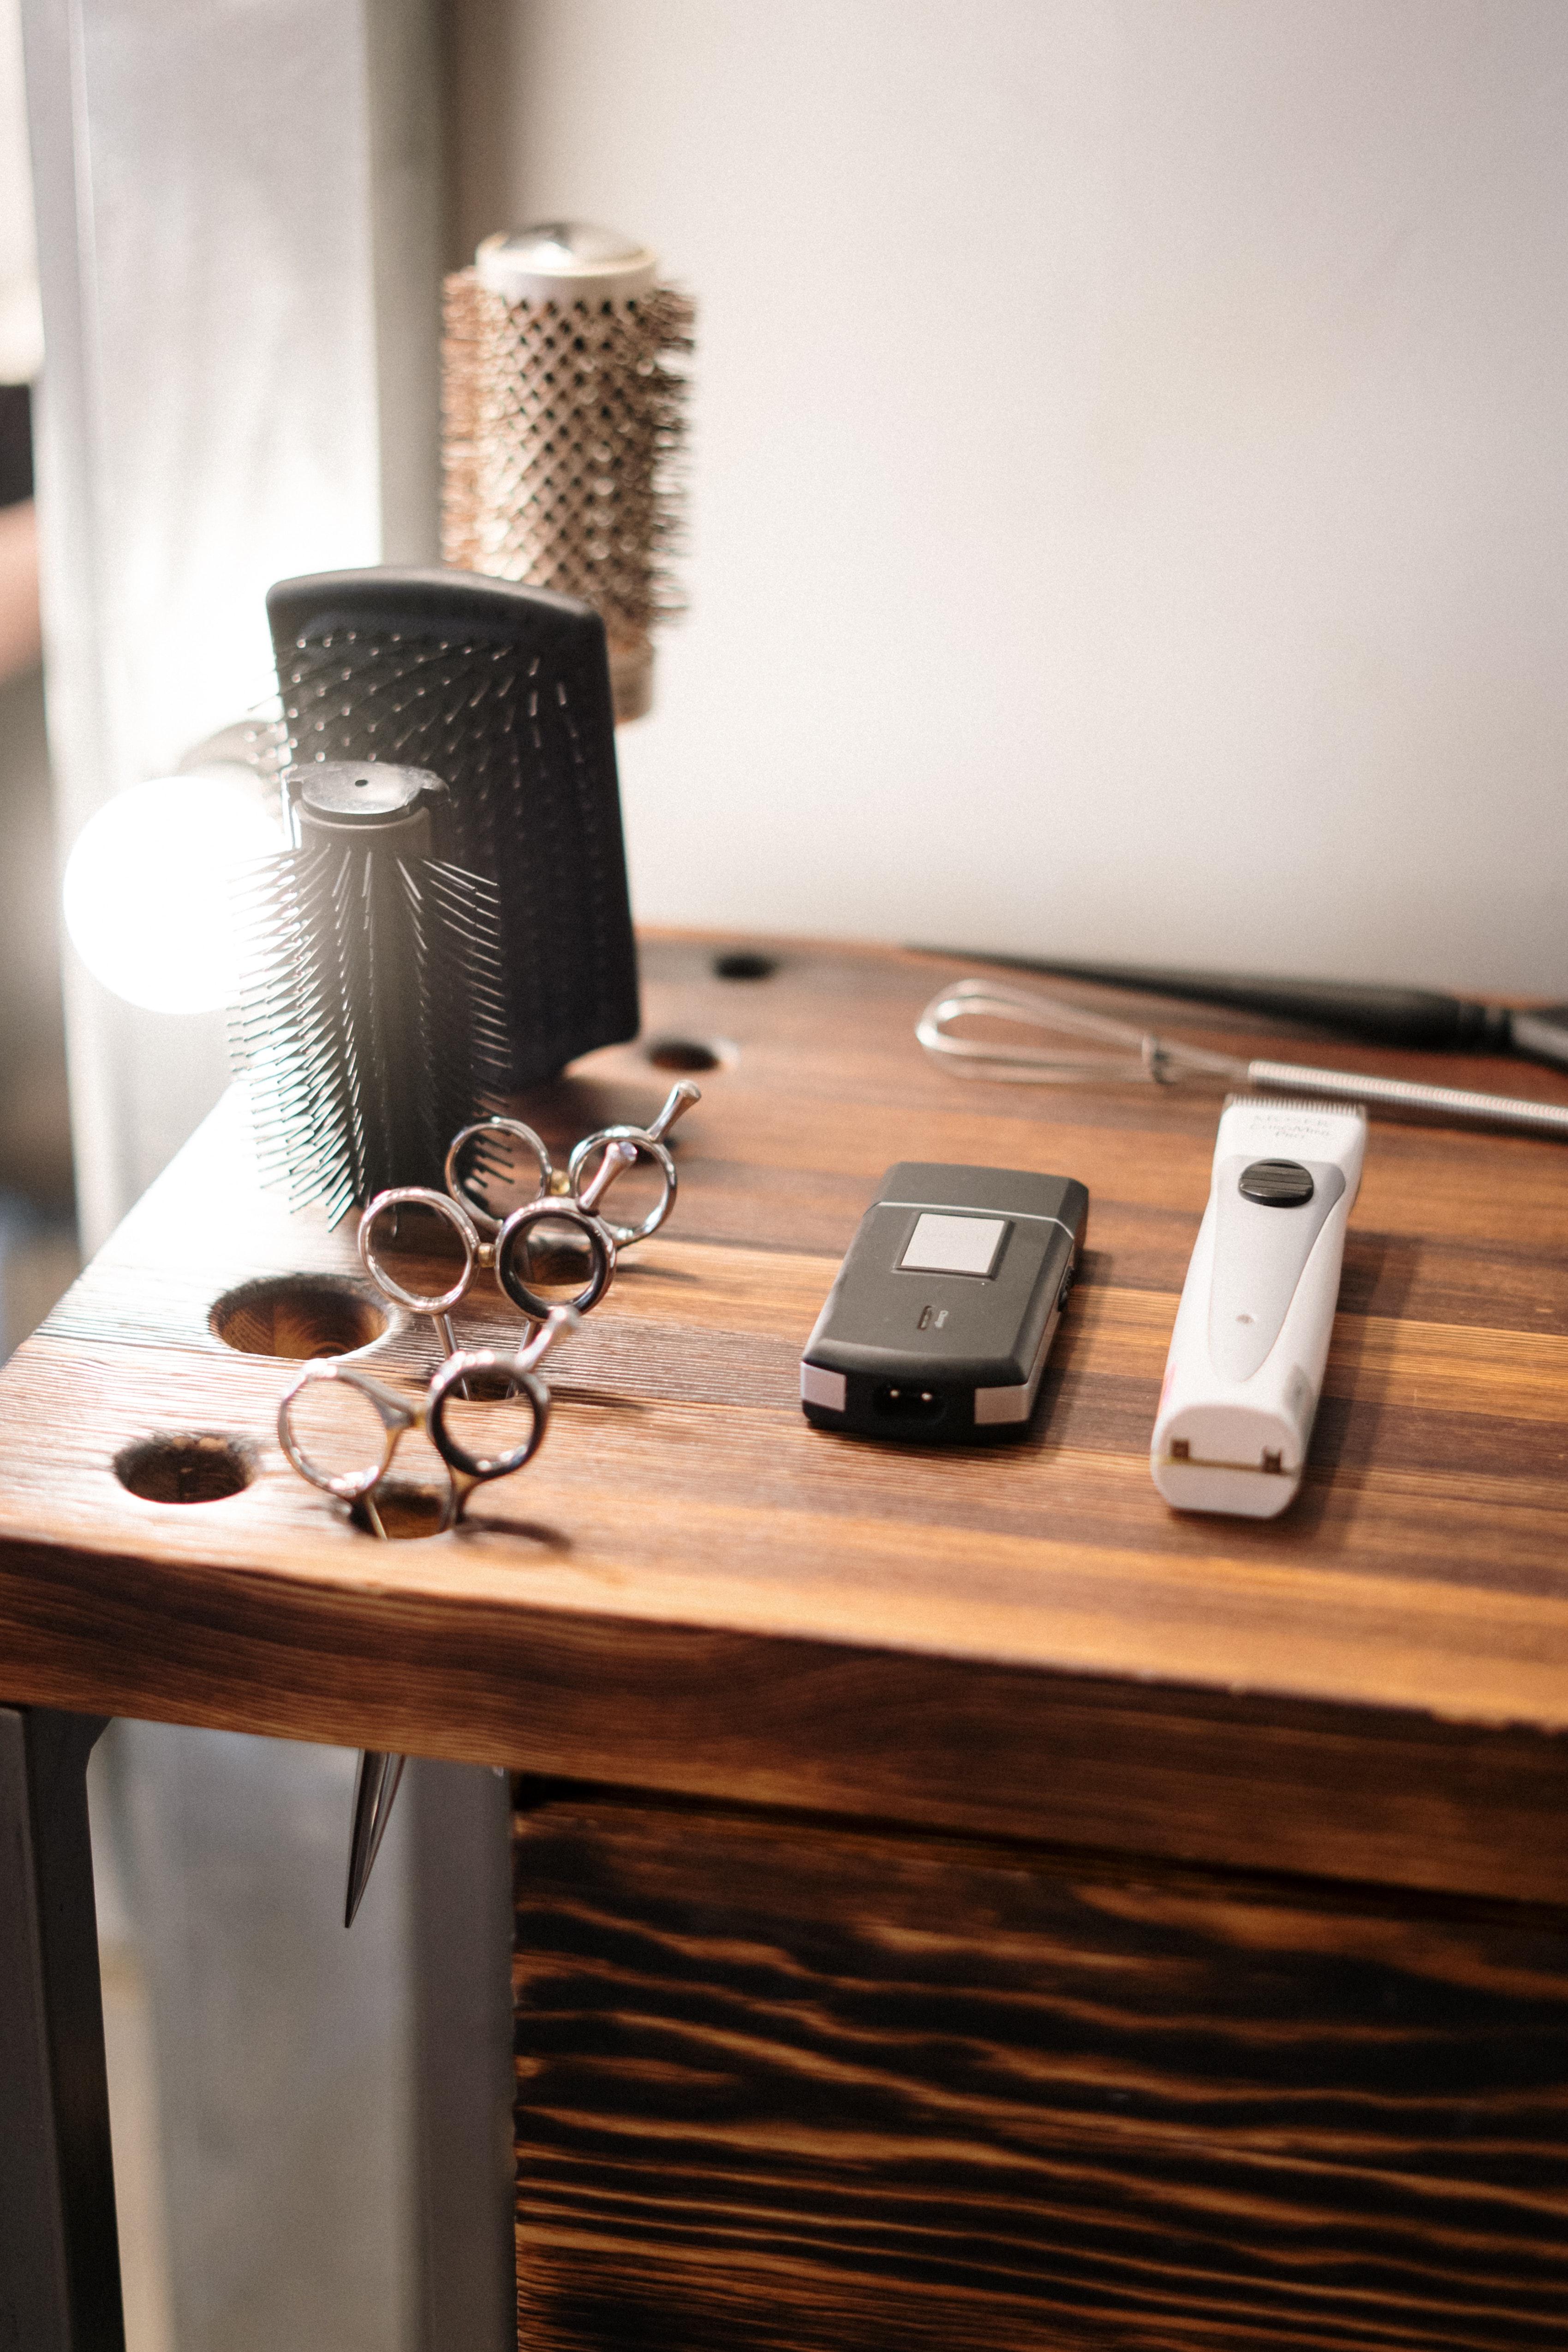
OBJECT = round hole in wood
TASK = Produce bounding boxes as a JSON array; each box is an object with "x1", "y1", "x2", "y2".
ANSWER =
[
  {"x1": 644, "y1": 1035, "x2": 732, "y2": 1074},
  {"x1": 115, "y1": 1432, "x2": 253, "y2": 1505},
  {"x1": 349, "y1": 1482, "x2": 450, "y2": 1541},
  {"x1": 711, "y1": 951, "x2": 777, "y2": 982},
  {"x1": 211, "y1": 1275, "x2": 388, "y2": 1361}
]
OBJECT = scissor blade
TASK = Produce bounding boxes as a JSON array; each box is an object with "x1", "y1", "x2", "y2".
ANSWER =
[{"x1": 345, "y1": 1749, "x2": 407, "y2": 1927}]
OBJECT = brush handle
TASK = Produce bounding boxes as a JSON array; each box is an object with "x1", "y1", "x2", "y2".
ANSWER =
[
  {"x1": 928, "y1": 955, "x2": 1514, "y2": 1052},
  {"x1": 1246, "y1": 1060, "x2": 1568, "y2": 1138}
]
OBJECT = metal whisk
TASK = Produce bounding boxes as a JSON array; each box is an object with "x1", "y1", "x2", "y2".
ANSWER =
[{"x1": 917, "y1": 975, "x2": 1568, "y2": 1140}]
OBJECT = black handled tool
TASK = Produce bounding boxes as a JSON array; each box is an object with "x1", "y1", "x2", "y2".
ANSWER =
[{"x1": 912, "y1": 951, "x2": 1568, "y2": 1069}]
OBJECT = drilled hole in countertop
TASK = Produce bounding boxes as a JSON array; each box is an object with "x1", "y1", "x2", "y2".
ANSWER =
[
  {"x1": 644, "y1": 1035, "x2": 733, "y2": 1074},
  {"x1": 349, "y1": 1483, "x2": 450, "y2": 1540},
  {"x1": 712, "y1": 951, "x2": 777, "y2": 982},
  {"x1": 116, "y1": 1432, "x2": 253, "y2": 1505},
  {"x1": 211, "y1": 1275, "x2": 388, "y2": 1361}
]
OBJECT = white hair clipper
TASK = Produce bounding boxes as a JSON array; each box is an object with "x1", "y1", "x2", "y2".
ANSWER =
[{"x1": 1151, "y1": 1095, "x2": 1367, "y2": 1517}]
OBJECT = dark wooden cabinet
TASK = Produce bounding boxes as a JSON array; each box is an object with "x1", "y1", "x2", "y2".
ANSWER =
[{"x1": 514, "y1": 1793, "x2": 1568, "y2": 2350}]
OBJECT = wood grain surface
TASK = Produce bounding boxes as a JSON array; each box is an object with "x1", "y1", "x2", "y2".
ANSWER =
[
  {"x1": 0, "y1": 935, "x2": 1567, "y2": 1900},
  {"x1": 512, "y1": 1791, "x2": 1568, "y2": 2352}
]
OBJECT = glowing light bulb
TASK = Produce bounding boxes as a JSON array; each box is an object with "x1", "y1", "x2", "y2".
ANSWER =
[{"x1": 62, "y1": 769, "x2": 282, "y2": 1015}]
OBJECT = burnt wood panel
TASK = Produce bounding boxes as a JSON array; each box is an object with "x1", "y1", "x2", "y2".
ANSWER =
[{"x1": 513, "y1": 1793, "x2": 1568, "y2": 2352}]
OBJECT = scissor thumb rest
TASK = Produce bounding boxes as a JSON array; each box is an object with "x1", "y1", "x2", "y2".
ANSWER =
[
  {"x1": 567, "y1": 1100, "x2": 694, "y2": 1246},
  {"x1": 646, "y1": 1079, "x2": 703, "y2": 1142},
  {"x1": 577, "y1": 1138, "x2": 638, "y2": 1214},
  {"x1": 515, "y1": 1303, "x2": 582, "y2": 1373}
]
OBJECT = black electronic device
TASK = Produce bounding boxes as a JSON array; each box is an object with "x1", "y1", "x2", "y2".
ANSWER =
[{"x1": 800, "y1": 1162, "x2": 1088, "y2": 1443}]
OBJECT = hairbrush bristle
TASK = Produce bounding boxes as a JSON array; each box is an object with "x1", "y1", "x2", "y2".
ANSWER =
[
  {"x1": 232, "y1": 840, "x2": 508, "y2": 1224},
  {"x1": 440, "y1": 265, "x2": 693, "y2": 710}
]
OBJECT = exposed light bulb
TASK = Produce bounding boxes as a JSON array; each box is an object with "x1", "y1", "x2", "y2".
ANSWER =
[{"x1": 62, "y1": 769, "x2": 282, "y2": 1015}]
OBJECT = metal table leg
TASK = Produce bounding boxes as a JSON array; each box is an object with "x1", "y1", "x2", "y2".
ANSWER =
[
  {"x1": 409, "y1": 1757, "x2": 518, "y2": 2352},
  {"x1": 0, "y1": 1707, "x2": 125, "y2": 2351}
]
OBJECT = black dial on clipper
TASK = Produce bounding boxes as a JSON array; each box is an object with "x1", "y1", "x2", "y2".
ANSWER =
[{"x1": 1238, "y1": 1158, "x2": 1316, "y2": 1207}]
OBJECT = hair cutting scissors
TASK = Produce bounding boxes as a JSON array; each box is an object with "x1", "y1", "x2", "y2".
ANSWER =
[
  {"x1": 448, "y1": 1080, "x2": 700, "y2": 1250},
  {"x1": 322, "y1": 1082, "x2": 701, "y2": 1927},
  {"x1": 358, "y1": 1134, "x2": 635, "y2": 1359},
  {"x1": 563, "y1": 1080, "x2": 701, "y2": 1247},
  {"x1": 277, "y1": 1302, "x2": 581, "y2": 1532}
]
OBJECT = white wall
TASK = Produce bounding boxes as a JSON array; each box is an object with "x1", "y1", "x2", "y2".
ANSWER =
[{"x1": 474, "y1": 0, "x2": 1568, "y2": 991}]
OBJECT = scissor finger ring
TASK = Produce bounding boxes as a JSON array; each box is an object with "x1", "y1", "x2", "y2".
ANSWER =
[
  {"x1": 359, "y1": 1186, "x2": 482, "y2": 1316},
  {"x1": 427, "y1": 1352, "x2": 550, "y2": 1480},
  {"x1": 566, "y1": 1132, "x2": 677, "y2": 1247},
  {"x1": 277, "y1": 1361, "x2": 414, "y2": 1502},
  {"x1": 492, "y1": 1140, "x2": 635, "y2": 1319},
  {"x1": 565, "y1": 1083, "x2": 700, "y2": 1247},
  {"x1": 443, "y1": 1116, "x2": 554, "y2": 1236},
  {"x1": 494, "y1": 1199, "x2": 615, "y2": 1321}
]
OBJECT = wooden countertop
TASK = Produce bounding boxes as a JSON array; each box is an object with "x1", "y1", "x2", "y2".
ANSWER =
[{"x1": 2, "y1": 934, "x2": 1567, "y2": 1904}]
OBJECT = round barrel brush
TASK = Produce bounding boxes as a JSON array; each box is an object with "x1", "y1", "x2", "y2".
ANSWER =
[
  {"x1": 441, "y1": 221, "x2": 693, "y2": 722},
  {"x1": 233, "y1": 762, "x2": 510, "y2": 1224}
]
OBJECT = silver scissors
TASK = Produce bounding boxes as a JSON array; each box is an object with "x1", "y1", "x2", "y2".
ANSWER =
[
  {"x1": 277, "y1": 1304, "x2": 581, "y2": 1926},
  {"x1": 447, "y1": 1079, "x2": 701, "y2": 1251},
  {"x1": 563, "y1": 1079, "x2": 702, "y2": 1247},
  {"x1": 277, "y1": 1301, "x2": 581, "y2": 1532},
  {"x1": 357, "y1": 1134, "x2": 636, "y2": 1359}
]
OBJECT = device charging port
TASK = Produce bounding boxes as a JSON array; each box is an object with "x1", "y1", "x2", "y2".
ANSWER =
[{"x1": 872, "y1": 1384, "x2": 945, "y2": 1424}]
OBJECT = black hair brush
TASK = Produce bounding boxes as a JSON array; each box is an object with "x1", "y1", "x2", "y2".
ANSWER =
[
  {"x1": 265, "y1": 567, "x2": 640, "y2": 1092},
  {"x1": 233, "y1": 762, "x2": 510, "y2": 1224}
]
